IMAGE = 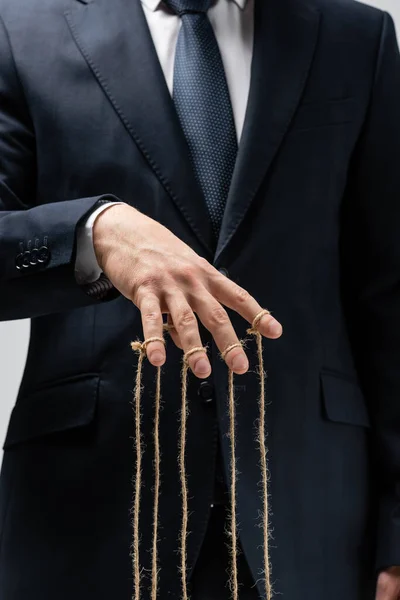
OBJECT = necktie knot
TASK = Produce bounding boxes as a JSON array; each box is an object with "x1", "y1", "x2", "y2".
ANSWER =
[{"x1": 163, "y1": 0, "x2": 213, "y2": 16}]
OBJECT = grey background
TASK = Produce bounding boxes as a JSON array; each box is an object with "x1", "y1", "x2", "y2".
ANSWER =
[{"x1": 0, "y1": 0, "x2": 399, "y2": 458}]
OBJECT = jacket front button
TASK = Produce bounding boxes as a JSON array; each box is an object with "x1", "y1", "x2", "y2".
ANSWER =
[
  {"x1": 218, "y1": 267, "x2": 229, "y2": 278},
  {"x1": 198, "y1": 381, "x2": 214, "y2": 404}
]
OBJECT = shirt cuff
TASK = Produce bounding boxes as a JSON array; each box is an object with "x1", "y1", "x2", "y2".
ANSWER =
[{"x1": 75, "y1": 202, "x2": 124, "y2": 285}]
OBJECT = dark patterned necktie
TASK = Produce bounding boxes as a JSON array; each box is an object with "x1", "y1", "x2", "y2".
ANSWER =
[{"x1": 163, "y1": 0, "x2": 238, "y2": 239}]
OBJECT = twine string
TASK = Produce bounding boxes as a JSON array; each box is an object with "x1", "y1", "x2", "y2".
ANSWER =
[
  {"x1": 130, "y1": 308, "x2": 272, "y2": 600},
  {"x1": 220, "y1": 342, "x2": 243, "y2": 600},
  {"x1": 228, "y1": 366, "x2": 239, "y2": 600},
  {"x1": 247, "y1": 310, "x2": 272, "y2": 600},
  {"x1": 180, "y1": 346, "x2": 208, "y2": 600},
  {"x1": 131, "y1": 336, "x2": 166, "y2": 600},
  {"x1": 151, "y1": 363, "x2": 162, "y2": 600}
]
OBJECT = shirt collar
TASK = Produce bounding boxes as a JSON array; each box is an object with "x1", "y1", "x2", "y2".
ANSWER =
[{"x1": 141, "y1": 0, "x2": 247, "y2": 12}]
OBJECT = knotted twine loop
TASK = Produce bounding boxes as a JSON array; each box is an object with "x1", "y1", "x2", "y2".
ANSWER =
[
  {"x1": 131, "y1": 336, "x2": 166, "y2": 600},
  {"x1": 246, "y1": 309, "x2": 272, "y2": 600}
]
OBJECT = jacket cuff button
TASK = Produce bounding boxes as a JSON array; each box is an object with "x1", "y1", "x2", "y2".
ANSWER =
[
  {"x1": 22, "y1": 251, "x2": 31, "y2": 268},
  {"x1": 38, "y1": 246, "x2": 51, "y2": 264},
  {"x1": 29, "y1": 248, "x2": 39, "y2": 265},
  {"x1": 15, "y1": 254, "x2": 24, "y2": 270}
]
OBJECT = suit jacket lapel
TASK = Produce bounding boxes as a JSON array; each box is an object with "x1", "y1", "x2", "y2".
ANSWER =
[
  {"x1": 65, "y1": 0, "x2": 215, "y2": 258},
  {"x1": 215, "y1": 0, "x2": 321, "y2": 264}
]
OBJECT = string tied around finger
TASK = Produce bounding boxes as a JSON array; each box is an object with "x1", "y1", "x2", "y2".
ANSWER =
[
  {"x1": 179, "y1": 344, "x2": 209, "y2": 600},
  {"x1": 246, "y1": 309, "x2": 271, "y2": 335},
  {"x1": 130, "y1": 335, "x2": 166, "y2": 600},
  {"x1": 246, "y1": 309, "x2": 272, "y2": 600},
  {"x1": 131, "y1": 336, "x2": 166, "y2": 356},
  {"x1": 163, "y1": 323, "x2": 210, "y2": 600},
  {"x1": 219, "y1": 341, "x2": 243, "y2": 600},
  {"x1": 218, "y1": 308, "x2": 272, "y2": 600},
  {"x1": 220, "y1": 342, "x2": 244, "y2": 362}
]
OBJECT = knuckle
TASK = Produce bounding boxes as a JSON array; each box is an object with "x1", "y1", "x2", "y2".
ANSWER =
[
  {"x1": 134, "y1": 275, "x2": 163, "y2": 306},
  {"x1": 208, "y1": 305, "x2": 229, "y2": 327},
  {"x1": 177, "y1": 262, "x2": 206, "y2": 294},
  {"x1": 197, "y1": 256, "x2": 212, "y2": 271},
  {"x1": 179, "y1": 263, "x2": 196, "y2": 282},
  {"x1": 177, "y1": 308, "x2": 197, "y2": 330},
  {"x1": 139, "y1": 275, "x2": 161, "y2": 290},
  {"x1": 234, "y1": 285, "x2": 250, "y2": 304},
  {"x1": 142, "y1": 311, "x2": 161, "y2": 323}
]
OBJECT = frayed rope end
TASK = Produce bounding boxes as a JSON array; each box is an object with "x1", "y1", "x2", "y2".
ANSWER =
[{"x1": 131, "y1": 336, "x2": 166, "y2": 357}]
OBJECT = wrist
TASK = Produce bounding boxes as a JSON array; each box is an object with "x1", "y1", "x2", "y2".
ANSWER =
[{"x1": 93, "y1": 203, "x2": 137, "y2": 271}]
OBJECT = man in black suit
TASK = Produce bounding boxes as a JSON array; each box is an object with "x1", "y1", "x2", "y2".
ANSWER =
[{"x1": 1, "y1": 0, "x2": 400, "y2": 598}]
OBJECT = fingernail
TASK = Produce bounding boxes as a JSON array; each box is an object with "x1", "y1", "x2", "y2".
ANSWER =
[
  {"x1": 269, "y1": 319, "x2": 283, "y2": 337},
  {"x1": 151, "y1": 351, "x2": 165, "y2": 364},
  {"x1": 232, "y1": 354, "x2": 249, "y2": 372},
  {"x1": 195, "y1": 358, "x2": 211, "y2": 375}
]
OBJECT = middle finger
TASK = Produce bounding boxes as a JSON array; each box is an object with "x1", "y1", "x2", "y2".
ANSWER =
[
  {"x1": 191, "y1": 291, "x2": 249, "y2": 374},
  {"x1": 167, "y1": 292, "x2": 211, "y2": 379}
]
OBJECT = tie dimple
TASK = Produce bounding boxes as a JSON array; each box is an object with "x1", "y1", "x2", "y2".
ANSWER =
[
  {"x1": 163, "y1": 0, "x2": 212, "y2": 16},
  {"x1": 163, "y1": 0, "x2": 238, "y2": 241}
]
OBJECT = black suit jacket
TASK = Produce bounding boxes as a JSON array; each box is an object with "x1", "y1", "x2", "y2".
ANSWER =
[{"x1": 0, "y1": 0, "x2": 399, "y2": 598}]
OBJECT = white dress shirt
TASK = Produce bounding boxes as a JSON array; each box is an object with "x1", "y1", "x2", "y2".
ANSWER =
[{"x1": 75, "y1": 0, "x2": 254, "y2": 285}]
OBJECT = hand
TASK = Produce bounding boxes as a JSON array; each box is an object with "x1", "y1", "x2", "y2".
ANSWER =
[
  {"x1": 376, "y1": 567, "x2": 400, "y2": 600},
  {"x1": 93, "y1": 203, "x2": 283, "y2": 378}
]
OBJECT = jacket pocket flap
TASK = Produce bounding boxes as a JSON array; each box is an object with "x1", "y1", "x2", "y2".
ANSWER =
[
  {"x1": 3, "y1": 374, "x2": 99, "y2": 449},
  {"x1": 321, "y1": 370, "x2": 370, "y2": 428}
]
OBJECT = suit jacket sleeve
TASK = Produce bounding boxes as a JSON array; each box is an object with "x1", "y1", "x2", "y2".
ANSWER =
[
  {"x1": 341, "y1": 12, "x2": 400, "y2": 572},
  {"x1": 75, "y1": 202, "x2": 124, "y2": 285},
  {"x1": 0, "y1": 14, "x2": 119, "y2": 321}
]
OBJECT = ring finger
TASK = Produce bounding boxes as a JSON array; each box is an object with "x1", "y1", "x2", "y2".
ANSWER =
[
  {"x1": 164, "y1": 314, "x2": 183, "y2": 349},
  {"x1": 167, "y1": 292, "x2": 211, "y2": 379},
  {"x1": 191, "y1": 292, "x2": 249, "y2": 374}
]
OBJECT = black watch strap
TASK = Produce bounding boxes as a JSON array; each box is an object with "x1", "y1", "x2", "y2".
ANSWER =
[{"x1": 81, "y1": 273, "x2": 119, "y2": 301}]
